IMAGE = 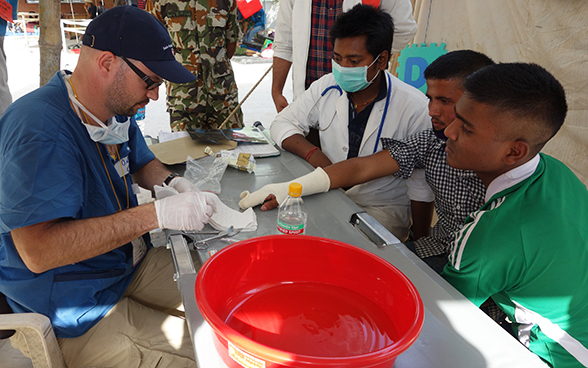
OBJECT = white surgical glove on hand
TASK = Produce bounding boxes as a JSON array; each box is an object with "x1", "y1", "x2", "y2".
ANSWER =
[
  {"x1": 154, "y1": 191, "x2": 217, "y2": 231},
  {"x1": 168, "y1": 176, "x2": 201, "y2": 193},
  {"x1": 239, "y1": 167, "x2": 331, "y2": 209}
]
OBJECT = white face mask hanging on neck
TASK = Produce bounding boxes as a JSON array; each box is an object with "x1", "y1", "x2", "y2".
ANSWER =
[{"x1": 65, "y1": 75, "x2": 130, "y2": 145}]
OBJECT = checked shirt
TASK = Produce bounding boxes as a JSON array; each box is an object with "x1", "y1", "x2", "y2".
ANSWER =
[
  {"x1": 382, "y1": 129, "x2": 486, "y2": 258},
  {"x1": 305, "y1": 0, "x2": 342, "y2": 90}
]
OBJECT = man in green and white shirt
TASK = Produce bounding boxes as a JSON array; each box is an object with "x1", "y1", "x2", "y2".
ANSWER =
[{"x1": 442, "y1": 62, "x2": 588, "y2": 368}]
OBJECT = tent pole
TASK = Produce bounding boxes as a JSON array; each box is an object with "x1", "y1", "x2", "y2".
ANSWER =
[{"x1": 39, "y1": 0, "x2": 62, "y2": 86}]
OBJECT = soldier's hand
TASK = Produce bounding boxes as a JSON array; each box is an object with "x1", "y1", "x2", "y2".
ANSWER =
[{"x1": 272, "y1": 93, "x2": 289, "y2": 113}]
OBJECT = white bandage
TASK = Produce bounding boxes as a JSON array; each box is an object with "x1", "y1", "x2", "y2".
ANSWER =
[{"x1": 238, "y1": 167, "x2": 331, "y2": 209}]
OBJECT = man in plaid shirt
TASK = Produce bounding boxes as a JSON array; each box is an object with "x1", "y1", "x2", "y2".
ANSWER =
[
  {"x1": 241, "y1": 50, "x2": 494, "y2": 272},
  {"x1": 382, "y1": 50, "x2": 494, "y2": 272}
]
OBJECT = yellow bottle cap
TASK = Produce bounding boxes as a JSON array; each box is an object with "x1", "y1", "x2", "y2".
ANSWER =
[{"x1": 288, "y1": 182, "x2": 302, "y2": 197}]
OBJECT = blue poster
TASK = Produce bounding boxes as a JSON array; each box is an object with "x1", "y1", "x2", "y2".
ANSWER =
[{"x1": 396, "y1": 43, "x2": 447, "y2": 94}]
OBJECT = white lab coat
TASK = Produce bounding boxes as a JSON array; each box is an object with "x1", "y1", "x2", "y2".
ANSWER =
[
  {"x1": 273, "y1": 0, "x2": 417, "y2": 99},
  {"x1": 271, "y1": 70, "x2": 434, "y2": 210}
]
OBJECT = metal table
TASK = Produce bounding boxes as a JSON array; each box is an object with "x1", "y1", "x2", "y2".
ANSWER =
[{"x1": 166, "y1": 150, "x2": 547, "y2": 368}]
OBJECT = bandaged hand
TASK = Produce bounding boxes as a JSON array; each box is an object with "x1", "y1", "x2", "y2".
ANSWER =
[
  {"x1": 239, "y1": 167, "x2": 331, "y2": 210},
  {"x1": 154, "y1": 191, "x2": 217, "y2": 231},
  {"x1": 168, "y1": 176, "x2": 201, "y2": 193}
]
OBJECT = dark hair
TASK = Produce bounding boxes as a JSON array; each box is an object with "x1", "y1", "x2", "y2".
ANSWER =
[
  {"x1": 330, "y1": 4, "x2": 394, "y2": 61},
  {"x1": 465, "y1": 63, "x2": 567, "y2": 143},
  {"x1": 424, "y1": 50, "x2": 494, "y2": 83}
]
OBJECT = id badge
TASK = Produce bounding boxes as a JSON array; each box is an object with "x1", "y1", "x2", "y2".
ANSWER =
[
  {"x1": 131, "y1": 236, "x2": 147, "y2": 266},
  {"x1": 114, "y1": 156, "x2": 131, "y2": 178}
]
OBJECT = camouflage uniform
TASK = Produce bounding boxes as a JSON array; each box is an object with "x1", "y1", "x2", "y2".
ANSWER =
[{"x1": 147, "y1": 0, "x2": 243, "y2": 131}]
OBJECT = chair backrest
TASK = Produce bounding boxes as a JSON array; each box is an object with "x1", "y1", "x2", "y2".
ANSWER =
[{"x1": 0, "y1": 291, "x2": 16, "y2": 339}]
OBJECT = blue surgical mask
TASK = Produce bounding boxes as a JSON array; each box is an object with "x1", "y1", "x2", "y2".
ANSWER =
[{"x1": 331, "y1": 53, "x2": 382, "y2": 93}]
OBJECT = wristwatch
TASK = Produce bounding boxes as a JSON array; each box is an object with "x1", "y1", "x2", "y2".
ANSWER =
[{"x1": 163, "y1": 172, "x2": 180, "y2": 186}]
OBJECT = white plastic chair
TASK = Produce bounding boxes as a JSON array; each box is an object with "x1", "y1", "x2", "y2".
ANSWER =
[{"x1": 0, "y1": 293, "x2": 66, "y2": 368}]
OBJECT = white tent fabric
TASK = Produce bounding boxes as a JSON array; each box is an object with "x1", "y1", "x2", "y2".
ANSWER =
[{"x1": 411, "y1": 0, "x2": 588, "y2": 185}]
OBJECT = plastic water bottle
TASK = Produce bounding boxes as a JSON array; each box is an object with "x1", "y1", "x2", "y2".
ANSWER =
[
  {"x1": 277, "y1": 183, "x2": 307, "y2": 235},
  {"x1": 134, "y1": 106, "x2": 146, "y2": 121}
]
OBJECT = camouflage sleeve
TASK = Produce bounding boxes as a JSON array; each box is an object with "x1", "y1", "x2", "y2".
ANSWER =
[
  {"x1": 224, "y1": 0, "x2": 241, "y2": 44},
  {"x1": 145, "y1": 0, "x2": 164, "y2": 24}
]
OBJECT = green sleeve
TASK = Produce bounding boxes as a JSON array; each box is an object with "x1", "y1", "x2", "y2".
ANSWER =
[
  {"x1": 225, "y1": 0, "x2": 241, "y2": 44},
  {"x1": 441, "y1": 204, "x2": 524, "y2": 307}
]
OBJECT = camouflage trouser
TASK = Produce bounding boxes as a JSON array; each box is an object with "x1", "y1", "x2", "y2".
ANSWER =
[{"x1": 167, "y1": 61, "x2": 243, "y2": 131}]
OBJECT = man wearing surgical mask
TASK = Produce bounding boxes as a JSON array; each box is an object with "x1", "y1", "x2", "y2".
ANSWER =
[
  {"x1": 0, "y1": 6, "x2": 215, "y2": 367},
  {"x1": 267, "y1": 4, "x2": 432, "y2": 241}
]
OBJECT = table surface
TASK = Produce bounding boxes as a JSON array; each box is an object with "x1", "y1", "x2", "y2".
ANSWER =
[{"x1": 166, "y1": 149, "x2": 547, "y2": 368}]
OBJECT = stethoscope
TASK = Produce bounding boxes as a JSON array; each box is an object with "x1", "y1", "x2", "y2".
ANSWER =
[{"x1": 308, "y1": 72, "x2": 392, "y2": 154}]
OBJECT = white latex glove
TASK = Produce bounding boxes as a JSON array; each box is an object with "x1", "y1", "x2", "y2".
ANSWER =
[
  {"x1": 168, "y1": 176, "x2": 201, "y2": 193},
  {"x1": 154, "y1": 191, "x2": 217, "y2": 231},
  {"x1": 239, "y1": 167, "x2": 331, "y2": 209}
]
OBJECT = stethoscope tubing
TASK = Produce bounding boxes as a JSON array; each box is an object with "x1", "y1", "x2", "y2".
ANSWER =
[{"x1": 316, "y1": 73, "x2": 392, "y2": 154}]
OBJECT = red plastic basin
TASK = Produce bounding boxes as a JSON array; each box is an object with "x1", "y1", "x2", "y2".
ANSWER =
[{"x1": 195, "y1": 235, "x2": 424, "y2": 368}]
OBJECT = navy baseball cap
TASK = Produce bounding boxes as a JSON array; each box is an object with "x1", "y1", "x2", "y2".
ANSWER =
[{"x1": 82, "y1": 5, "x2": 196, "y2": 83}]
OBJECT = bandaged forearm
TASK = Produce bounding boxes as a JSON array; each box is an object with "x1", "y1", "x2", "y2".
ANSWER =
[{"x1": 239, "y1": 167, "x2": 331, "y2": 209}]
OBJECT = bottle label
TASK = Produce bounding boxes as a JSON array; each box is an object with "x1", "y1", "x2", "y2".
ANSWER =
[{"x1": 277, "y1": 221, "x2": 305, "y2": 235}]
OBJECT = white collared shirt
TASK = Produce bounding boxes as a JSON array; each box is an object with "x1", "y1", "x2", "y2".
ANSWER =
[{"x1": 485, "y1": 155, "x2": 540, "y2": 203}]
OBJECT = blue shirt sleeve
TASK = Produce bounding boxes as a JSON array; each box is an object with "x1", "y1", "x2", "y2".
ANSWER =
[{"x1": 0, "y1": 109, "x2": 85, "y2": 232}]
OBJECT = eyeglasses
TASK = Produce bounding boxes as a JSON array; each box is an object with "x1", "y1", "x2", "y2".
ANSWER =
[{"x1": 119, "y1": 56, "x2": 164, "y2": 91}]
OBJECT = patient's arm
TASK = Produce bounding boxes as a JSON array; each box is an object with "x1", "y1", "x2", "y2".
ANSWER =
[
  {"x1": 239, "y1": 150, "x2": 400, "y2": 211},
  {"x1": 325, "y1": 150, "x2": 400, "y2": 189}
]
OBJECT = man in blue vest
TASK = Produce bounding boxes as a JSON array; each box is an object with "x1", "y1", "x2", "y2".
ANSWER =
[{"x1": 0, "y1": 6, "x2": 214, "y2": 367}]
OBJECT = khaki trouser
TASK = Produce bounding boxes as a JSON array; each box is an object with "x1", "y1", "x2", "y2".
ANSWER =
[
  {"x1": 12, "y1": 247, "x2": 200, "y2": 368},
  {"x1": 359, "y1": 203, "x2": 411, "y2": 242}
]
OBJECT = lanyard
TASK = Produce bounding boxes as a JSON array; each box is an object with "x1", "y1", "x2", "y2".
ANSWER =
[{"x1": 69, "y1": 77, "x2": 130, "y2": 212}]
